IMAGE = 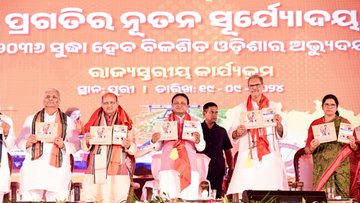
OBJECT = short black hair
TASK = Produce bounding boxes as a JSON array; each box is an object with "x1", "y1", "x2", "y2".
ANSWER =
[
  {"x1": 203, "y1": 102, "x2": 218, "y2": 111},
  {"x1": 171, "y1": 93, "x2": 189, "y2": 105}
]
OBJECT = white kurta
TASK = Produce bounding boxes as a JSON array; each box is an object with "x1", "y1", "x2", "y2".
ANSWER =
[
  {"x1": 16, "y1": 112, "x2": 80, "y2": 195},
  {"x1": 226, "y1": 101, "x2": 289, "y2": 195},
  {"x1": 152, "y1": 115, "x2": 206, "y2": 200},
  {"x1": 81, "y1": 121, "x2": 137, "y2": 203},
  {"x1": 0, "y1": 115, "x2": 16, "y2": 193}
]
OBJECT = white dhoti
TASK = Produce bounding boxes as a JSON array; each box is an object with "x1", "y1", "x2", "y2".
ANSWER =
[
  {"x1": 159, "y1": 170, "x2": 200, "y2": 200},
  {"x1": 83, "y1": 174, "x2": 130, "y2": 203},
  {"x1": 227, "y1": 152, "x2": 289, "y2": 196}
]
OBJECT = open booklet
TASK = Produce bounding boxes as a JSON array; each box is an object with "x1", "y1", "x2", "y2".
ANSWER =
[
  {"x1": 89, "y1": 125, "x2": 129, "y2": 145},
  {"x1": 112, "y1": 125, "x2": 128, "y2": 145},
  {"x1": 262, "y1": 108, "x2": 277, "y2": 127},
  {"x1": 337, "y1": 123, "x2": 353, "y2": 144},
  {"x1": 240, "y1": 108, "x2": 277, "y2": 129},
  {"x1": 182, "y1": 120, "x2": 199, "y2": 142},
  {"x1": 154, "y1": 120, "x2": 200, "y2": 141},
  {"x1": 35, "y1": 122, "x2": 58, "y2": 143},
  {"x1": 154, "y1": 121, "x2": 178, "y2": 141},
  {"x1": 90, "y1": 126, "x2": 113, "y2": 145},
  {"x1": 312, "y1": 122, "x2": 353, "y2": 144}
]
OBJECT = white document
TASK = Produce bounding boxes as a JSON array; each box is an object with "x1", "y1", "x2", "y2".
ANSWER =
[
  {"x1": 89, "y1": 126, "x2": 113, "y2": 145},
  {"x1": 240, "y1": 110, "x2": 263, "y2": 129},
  {"x1": 182, "y1": 120, "x2": 199, "y2": 141},
  {"x1": 262, "y1": 108, "x2": 277, "y2": 127},
  {"x1": 112, "y1": 125, "x2": 128, "y2": 145},
  {"x1": 154, "y1": 121, "x2": 178, "y2": 141},
  {"x1": 312, "y1": 122, "x2": 337, "y2": 144},
  {"x1": 35, "y1": 122, "x2": 58, "y2": 143},
  {"x1": 337, "y1": 123, "x2": 353, "y2": 144}
]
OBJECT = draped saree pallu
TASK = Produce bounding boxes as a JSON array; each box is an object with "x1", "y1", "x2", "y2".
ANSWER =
[
  {"x1": 315, "y1": 145, "x2": 353, "y2": 192},
  {"x1": 167, "y1": 112, "x2": 192, "y2": 191},
  {"x1": 31, "y1": 108, "x2": 67, "y2": 168},
  {"x1": 82, "y1": 106, "x2": 133, "y2": 181},
  {"x1": 246, "y1": 95, "x2": 271, "y2": 161}
]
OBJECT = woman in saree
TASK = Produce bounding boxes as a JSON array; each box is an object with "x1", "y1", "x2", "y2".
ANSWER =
[{"x1": 305, "y1": 94, "x2": 359, "y2": 198}]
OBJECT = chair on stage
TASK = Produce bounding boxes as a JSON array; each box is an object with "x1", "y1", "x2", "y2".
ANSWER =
[
  {"x1": 4, "y1": 153, "x2": 19, "y2": 203},
  {"x1": 293, "y1": 147, "x2": 313, "y2": 191},
  {"x1": 141, "y1": 153, "x2": 162, "y2": 201},
  {"x1": 196, "y1": 153, "x2": 211, "y2": 183},
  {"x1": 127, "y1": 155, "x2": 141, "y2": 202},
  {"x1": 196, "y1": 153, "x2": 211, "y2": 198},
  {"x1": 69, "y1": 154, "x2": 82, "y2": 201}
]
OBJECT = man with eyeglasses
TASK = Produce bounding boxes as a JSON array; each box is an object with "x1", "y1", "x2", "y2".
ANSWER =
[
  {"x1": 81, "y1": 92, "x2": 136, "y2": 203},
  {"x1": 226, "y1": 74, "x2": 288, "y2": 201},
  {"x1": 16, "y1": 88, "x2": 80, "y2": 201},
  {"x1": 200, "y1": 102, "x2": 233, "y2": 198}
]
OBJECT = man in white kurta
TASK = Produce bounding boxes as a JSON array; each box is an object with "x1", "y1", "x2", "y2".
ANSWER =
[
  {"x1": 226, "y1": 75, "x2": 289, "y2": 200},
  {"x1": 16, "y1": 88, "x2": 80, "y2": 201},
  {"x1": 151, "y1": 93, "x2": 206, "y2": 200},
  {"x1": 0, "y1": 113, "x2": 16, "y2": 203}
]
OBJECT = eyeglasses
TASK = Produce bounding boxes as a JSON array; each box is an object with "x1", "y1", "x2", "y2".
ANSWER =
[
  {"x1": 324, "y1": 103, "x2": 336, "y2": 108},
  {"x1": 102, "y1": 101, "x2": 117, "y2": 105},
  {"x1": 248, "y1": 83, "x2": 262, "y2": 88}
]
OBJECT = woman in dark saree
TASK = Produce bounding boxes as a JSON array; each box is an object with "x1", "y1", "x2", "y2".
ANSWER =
[{"x1": 305, "y1": 94, "x2": 359, "y2": 198}]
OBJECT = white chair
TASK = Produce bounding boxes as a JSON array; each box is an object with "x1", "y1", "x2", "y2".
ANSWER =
[{"x1": 141, "y1": 153, "x2": 161, "y2": 200}]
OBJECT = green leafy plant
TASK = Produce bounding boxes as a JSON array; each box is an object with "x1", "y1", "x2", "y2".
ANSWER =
[{"x1": 249, "y1": 193, "x2": 278, "y2": 203}]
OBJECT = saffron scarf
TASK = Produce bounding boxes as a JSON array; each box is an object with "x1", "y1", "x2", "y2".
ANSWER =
[
  {"x1": 246, "y1": 94, "x2": 271, "y2": 161},
  {"x1": 82, "y1": 105, "x2": 133, "y2": 176},
  {"x1": 31, "y1": 108, "x2": 67, "y2": 168},
  {"x1": 167, "y1": 112, "x2": 192, "y2": 191}
]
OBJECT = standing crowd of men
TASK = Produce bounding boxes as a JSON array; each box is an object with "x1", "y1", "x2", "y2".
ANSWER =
[{"x1": 0, "y1": 74, "x2": 359, "y2": 202}]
